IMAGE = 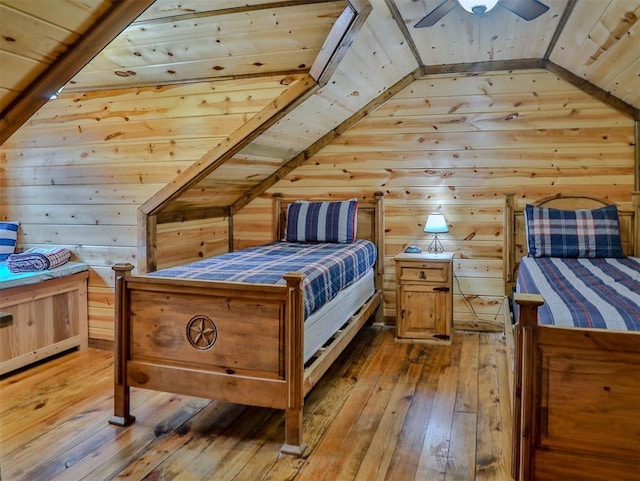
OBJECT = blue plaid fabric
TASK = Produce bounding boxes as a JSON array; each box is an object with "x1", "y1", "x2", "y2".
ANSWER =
[
  {"x1": 525, "y1": 204, "x2": 624, "y2": 258},
  {"x1": 7, "y1": 246, "x2": 71, "y2": 272},
  {"x1": 148, "y1": 240, "x2": 377, "y2": 318},
  {"x1": 285, "y1": 199, "x2": 358, "y2": 243},
  {"x1": 517, "y1": 256, "x2": 640, "y2": 331}
]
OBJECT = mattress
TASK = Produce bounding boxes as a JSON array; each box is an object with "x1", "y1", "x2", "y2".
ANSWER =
[
  {"x1": 304, "y1": 268, "x2": 375, "y2": 362},
  {"x1": 148, "y1": 240, "x2": 377, "y2": 318},
  {"x1": 516, "y1": 256, "x2": 640, "y2": 331},
  {"x1": 0, "y1": 261, "x2": 88, "y2": 290}
]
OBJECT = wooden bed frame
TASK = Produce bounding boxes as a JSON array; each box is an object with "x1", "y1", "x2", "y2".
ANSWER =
[
  {"x1": 109, "y1": 192, "x2": 384, "y2": 455},
  {"x1": 504, "y1": 192, "x2": 640, "y2": 481},
  {"x1": 1, "y1": 270, "x2": 89, "y2": 375}
]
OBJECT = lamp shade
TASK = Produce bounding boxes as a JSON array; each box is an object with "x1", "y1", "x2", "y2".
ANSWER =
[
  {"x1": 457, "y1": 0, "x2": 499, "y2": 14},
  {"x1": 424, "y1": 213, "x2": 449, "y2": 234}
]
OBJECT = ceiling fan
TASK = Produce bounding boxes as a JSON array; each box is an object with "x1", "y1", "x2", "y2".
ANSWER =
[{"x1": 414, "y1": 0, "x2": 549, "y2": 28}]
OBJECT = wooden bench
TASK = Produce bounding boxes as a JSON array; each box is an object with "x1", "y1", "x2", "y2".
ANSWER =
[{"x1": 0, "y1": 267, "x2": 89, "y2": 375}]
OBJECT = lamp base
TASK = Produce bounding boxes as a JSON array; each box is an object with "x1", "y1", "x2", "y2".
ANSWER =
[{"x1": 427, "y1": 234, "x2": 445, "y2": 254}]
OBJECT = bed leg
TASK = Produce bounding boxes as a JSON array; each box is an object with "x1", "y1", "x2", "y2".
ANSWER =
[
  {"x1": 512, "y1": 320, "x2": 523, "y2": 481},
  {"x1": 513, "y1": 293, "x2": 543, "y2": 481},
  {"x1": 110, "y1": 384, "x2": 134, "y2": 427},
  {"x1": 281, "y1": 272, "x2": 307, "y2": 457},
  {"x1": 281, "y1": 407, "x2": 307, "y2": 456},
  {"x1": 374, "y1": 292, "x2": 384, "y2": 324},
  {"x1": 109, "y1": 263, "x2": 135, "y2": 427}
]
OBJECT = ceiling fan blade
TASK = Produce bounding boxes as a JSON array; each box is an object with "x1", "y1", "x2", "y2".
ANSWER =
[
  {"x1": 414, "y1": 0, "x2": 458, "y2": 28},
  {"x1": 499, "y1": 0, "x2": 549, "y2": 21}
]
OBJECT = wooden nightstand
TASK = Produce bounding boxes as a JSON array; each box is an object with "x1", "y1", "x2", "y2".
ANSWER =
[{"x1": 394, "y1": 252, "x2": 453, "y2": 344}]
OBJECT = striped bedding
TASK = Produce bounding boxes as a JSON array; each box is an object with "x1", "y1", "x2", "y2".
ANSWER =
[
  {"x1": 148, "y1": 240, "x2": 377, "y2": 318},
  {"x1": 516, "y1": 256, "x2": 640, "y2": 331},
  {"x1": 6, "y1": 246, "x2": 71, "y2": 272}
]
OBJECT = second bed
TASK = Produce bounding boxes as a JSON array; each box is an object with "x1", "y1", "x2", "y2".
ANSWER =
[{"x1": 109, "y1": 193, "x2": 385, "y2": 455}]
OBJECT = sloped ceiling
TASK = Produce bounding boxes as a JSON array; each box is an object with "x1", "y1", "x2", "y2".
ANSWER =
[
  {"x1": 66, "y1": 0, "x2": 348, "y2": 91},
  {"x1": 1, "y1": 0, "x2": 639, "y2": 211},
  {"x1": 0, "y1": 0, "x2": 156, "y2": 142}
]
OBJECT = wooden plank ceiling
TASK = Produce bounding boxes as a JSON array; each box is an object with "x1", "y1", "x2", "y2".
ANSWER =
[{"x1": 1, "y1": 0, "x2": 639, "y2": 211}]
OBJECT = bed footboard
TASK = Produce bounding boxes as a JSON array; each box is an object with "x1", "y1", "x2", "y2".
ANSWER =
[
  {"x1": 513, "y1": 294, "x2": 640, "y2": 481},
  {"x1": 109, "y1": 263, "x2": 308, "y2": 454}
]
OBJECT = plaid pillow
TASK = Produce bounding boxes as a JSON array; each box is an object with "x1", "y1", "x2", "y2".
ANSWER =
[
  {"x1": 0, "y1": 221, "x2": 19, "y2": 261},
  {"x1": 525, "y1": 204, "x2": 624, "y2": 258},
  {"x1": 285, "y1": 199, "x2": 358, "y2": 243}
]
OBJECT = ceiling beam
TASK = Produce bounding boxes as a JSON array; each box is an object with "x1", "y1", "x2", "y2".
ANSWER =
[
  {"x1": 133, "y1": 0, "x2": 343, "y2": 26},
  {"x1": 310, "y1": 0, "x2": 373, "y2": 86},
  {"x1": 543, "y1": 0, "x2": 577, "y2": 60},
  {"x1": 0, "y1": 0, "x2": 156, "y2": 146},
  {"x1": 384, "y1": 0, "x2": 423, "y2": 69},
  {"x1": 140, "y1": 74, "x2": 318, "y2": 217},
  {"x1": 421, "y1": 59, "x2": 545, "y2": 76},
  {"x1": 545, "y1": 61, "x2": 638, "y2": 120}
]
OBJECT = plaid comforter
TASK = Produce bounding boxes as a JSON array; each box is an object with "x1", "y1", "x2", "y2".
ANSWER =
[
  {"x1": 7, "y1": 247, "x2": 71, "y2": 272},
  {"x1": 148, "y1": 240, "x2": 377, "y2": 318},
  {"x1": 516, "y1": 256, "x2": 640, "y2": 331}
]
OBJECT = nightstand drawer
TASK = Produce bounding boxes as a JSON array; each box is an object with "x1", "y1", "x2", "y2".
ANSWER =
[{"x1": 399, "y1": 264, "x2": 448, "y2": 283}]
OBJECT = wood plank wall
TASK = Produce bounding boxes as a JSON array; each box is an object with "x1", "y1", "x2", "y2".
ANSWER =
[
  {"x1": 0, "y1": 76, "x2": 293, "y2": 341},
  {"x1": 0, "y1": 69, "x2": 635, "y2": 340},
  {"x1": 233, "y1": 69, "x2": 636, "y2": 330}
]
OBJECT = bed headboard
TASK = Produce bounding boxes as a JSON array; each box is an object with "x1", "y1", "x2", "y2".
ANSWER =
[
  {"x1": 272, "y1": 192, "x2": 385, "y2": 289},
  {"x1": 504, "y1": 192, "x2": 640, "y2": 294}
]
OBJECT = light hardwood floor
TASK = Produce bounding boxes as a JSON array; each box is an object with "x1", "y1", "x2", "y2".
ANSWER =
[{"x1": 0, "y1": 326, "x2": 513, "y2": 481}]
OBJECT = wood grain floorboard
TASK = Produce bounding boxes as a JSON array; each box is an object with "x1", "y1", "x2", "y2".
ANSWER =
[{"x1": 0, "y1": 326, "x2": 512, "y2": 481}]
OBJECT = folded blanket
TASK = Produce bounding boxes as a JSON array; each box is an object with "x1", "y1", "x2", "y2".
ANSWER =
[{"x1": 7, "y1": 247, "x2": 71, "y2": 272}]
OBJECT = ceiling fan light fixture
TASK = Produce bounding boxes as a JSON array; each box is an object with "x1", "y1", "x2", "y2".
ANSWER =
[{"x1": 457, "y1": 0, "x2": 499, "y2": 15}]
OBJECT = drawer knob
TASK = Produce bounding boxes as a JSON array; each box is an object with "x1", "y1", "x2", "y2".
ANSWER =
[{"x1": 419, "y1": 270, "x2": 427, "y2": 279}]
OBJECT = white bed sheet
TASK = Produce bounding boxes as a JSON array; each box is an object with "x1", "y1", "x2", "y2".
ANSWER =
[{"x1": 303, "y1": 268, "x2": 375, "y2": 362}]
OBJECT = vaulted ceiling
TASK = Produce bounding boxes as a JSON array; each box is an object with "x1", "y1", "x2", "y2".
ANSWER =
[{"x1": 1, "y1": 0, "x2": 639, "y2": 212}]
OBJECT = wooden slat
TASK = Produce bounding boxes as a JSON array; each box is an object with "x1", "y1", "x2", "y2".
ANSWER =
[
  {"x1": 0, "y1": 4, "x2": 78, "y2": 62},
  {"x1": 558, "y1": 2, "x2": 640, "y2": 110},
  {"x1": 294, "y1": 332, "x2": 406, "y2": 480},
  {"x1": 331, "y1": 127, "x2": 633, "y2": 151},
  {"x1": 1, "y1": 0, "x2": 109, "y2": 32},
  {"x1": 299, "y1": 145, "x2": 635, "y2": 169},
  {"x1": 414, "y1": 365, "x2": 458, "y2": 480},
  {"x1": 352, "y1": 342, "x2": 426, "y2": 481},
  {"x1": 475, "y1": 334, "x2": 510, "y2": 480},
  {"x1": 136, "y1": 0, "x2": 342, "y2": 23}
]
